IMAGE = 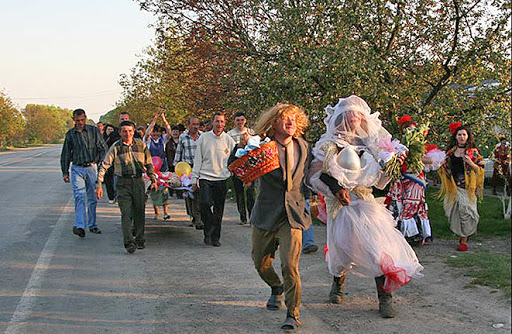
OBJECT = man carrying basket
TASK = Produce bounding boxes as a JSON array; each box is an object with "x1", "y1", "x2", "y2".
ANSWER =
[{"x1": 231, "y1": 103, "x2": 311, "y2": 331}]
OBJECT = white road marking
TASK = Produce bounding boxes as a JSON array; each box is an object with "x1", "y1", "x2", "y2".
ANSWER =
[{"x1": 4, "y1": 196, "x2": 73, "y2": 334}]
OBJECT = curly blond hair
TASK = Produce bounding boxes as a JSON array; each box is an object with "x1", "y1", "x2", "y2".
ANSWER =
[{"x1": 253, "y1": 103, "x2": 309, "y2": 138}]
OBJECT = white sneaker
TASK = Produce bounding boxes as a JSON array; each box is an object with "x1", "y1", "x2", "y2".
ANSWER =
[{"x1": 108, "y1": 200, "x2": 114, "y2": 204}]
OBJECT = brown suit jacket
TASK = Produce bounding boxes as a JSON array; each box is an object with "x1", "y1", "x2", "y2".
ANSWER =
[{"x1": 250, "y1": 137, "x2": 312, "y2": 230}]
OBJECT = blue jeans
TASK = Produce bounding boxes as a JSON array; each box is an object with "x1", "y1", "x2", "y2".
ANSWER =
[
  {"x1": 71, "y1": 164, "x2": 98, "y2": 230},
  {"x1": 302, "y1": 224, "x2": 316, "y2": 249},
  {"x1": 302, "y1": 200, "x2": 316, "y2": 249}
]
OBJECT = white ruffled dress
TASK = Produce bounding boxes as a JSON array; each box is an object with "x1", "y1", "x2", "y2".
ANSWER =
[{"x1": 324, "y1": 144, "x2": 424, "y2": 292}]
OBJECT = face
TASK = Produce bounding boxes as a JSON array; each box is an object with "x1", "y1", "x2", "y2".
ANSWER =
[
  {"x1": 120, "y1": 125, "x2": 135, "y2": 143},
  {"x1": 234, "y1": 116, "x2": 246, "y2": 129},
  {"x1": 274, "y1": 112, "x2": 297, "y2": 138},
  {"x1": 346, "y1": 110, "x2": 362, "y2": 131},
  {"x1": 189, "y1": 118, "x2": 200, "y2": 133},
  {"x1": 73, "y1": 114, "x2": 87, "y2": 130},
  {"x1": 456, "y1": 129, "x2": 468, "y2": 146},
  {"x1": 105, "y1": 126, "x2": 114, "y2": 135},
  {"x1": 212, "y1": 115, "x2": 226, "y2": 133},
  {"x1": 151, "y1": 129, "x2": 161, "y2": 140},
  {"x1": 97, "y1": 123, "x2": 104, "y2": 132},
  {"x1": 119, "y1": 113, "x2": 130, "y2": 123},
  {"x1": 171, "y1": 129, "x2": 180, "y2": 138}
]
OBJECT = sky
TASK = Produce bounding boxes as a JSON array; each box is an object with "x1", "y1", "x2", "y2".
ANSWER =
[{"x1": 0, "y1": 0, "x2": 156, "y2": 122}]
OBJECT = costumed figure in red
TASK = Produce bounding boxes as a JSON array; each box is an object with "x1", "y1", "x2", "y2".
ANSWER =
[
  {"x1": 307, "y1": 96, "x2": 423, "y2": 318},
  {"x1": 385, "y1": 115, "x2": 445, "y2": 245}
]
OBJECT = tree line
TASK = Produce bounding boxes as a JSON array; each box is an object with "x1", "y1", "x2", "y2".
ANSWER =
[
  {"x1": 0, "y1": 91, "x2": 74, "y2": 147},
  {"x1": 114, "y1": 0, "x2": 510, "y2": 153}
]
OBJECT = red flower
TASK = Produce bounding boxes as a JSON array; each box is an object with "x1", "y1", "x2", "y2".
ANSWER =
[
  {"x1": 449, "y1": 121, "x2": 462, "y2": 134},
  {"x1": 397, "y1": 115, "x2": 412, "y2": 125}
]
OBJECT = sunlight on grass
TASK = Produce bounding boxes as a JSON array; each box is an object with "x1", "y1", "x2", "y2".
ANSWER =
[
  {"x1": 446, "y1": 252, "x2": 511, "y2": 297},
  {"x1": 426, "y1": 189, "x2": 511, "y2": 238}
]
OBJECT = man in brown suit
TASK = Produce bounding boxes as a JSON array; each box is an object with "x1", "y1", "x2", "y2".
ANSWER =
[{"x1": 250, "y1": 103, "x2": 311, "y2": 331}]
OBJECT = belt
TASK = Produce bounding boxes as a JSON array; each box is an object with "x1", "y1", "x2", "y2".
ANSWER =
[{"x1": 75, "y1": 162, "x2": 95, "y2": 167}]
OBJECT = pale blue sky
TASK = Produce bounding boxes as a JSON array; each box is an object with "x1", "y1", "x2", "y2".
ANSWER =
[{"x1": 0, "y1": 0, "x2": 155, "y2": 121}]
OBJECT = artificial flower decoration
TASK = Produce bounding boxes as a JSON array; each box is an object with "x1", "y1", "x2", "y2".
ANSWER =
[
  {"x1": 449, "y1": 121, "x2": 462, "y2": 134},
  {"x1": 397, "y1": 115, "x2": 412, "y2": 125}
]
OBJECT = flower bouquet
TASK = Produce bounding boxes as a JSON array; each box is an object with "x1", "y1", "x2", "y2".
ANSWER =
[
  {"x1": 402, "y1": 123, "x2": 430, "y2": 175},
  {"x1": 379, "y1": 135, "x2": 408, "y2": 180}
]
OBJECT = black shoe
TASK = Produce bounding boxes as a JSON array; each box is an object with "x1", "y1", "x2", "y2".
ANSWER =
[
  {"x1": 136, "y1": 242, "x2": 145, "y2": 249},
  {"x1": 266, "y1": 286, "x2": 284, "y2": 310},
  {"x1": 196, "y1": 225, "x2": 204, "y2": 230},
  {"x1": 73, "y1": 227, "x2": 85, "y2": 238},
  {"x1": 204, "y1": 238, "x2": 211, "y2": 245},
  {"x1": 211, "y1": 240, "x2": 221, "y2": 247},
  {"x1": 125, "y1": 243, "x2": 136, "y2": 254},
  {"x1": 303, "y1": 244, "x2": 318, "y2": 254},
  {"x1": 89, "y1": 227, "x2": 102, "y2": 234},
  {"x1": 163, "y1": 215, "x2": 170, "y2": 221}
]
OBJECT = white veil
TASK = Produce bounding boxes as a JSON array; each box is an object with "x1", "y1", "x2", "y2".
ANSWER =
[{"x1": 313, "y1": 95, "x2": 390, "y2": 160}]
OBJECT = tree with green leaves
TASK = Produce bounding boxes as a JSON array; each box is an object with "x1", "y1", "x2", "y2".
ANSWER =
[
  {"x1": 0, "y1": 91, "x2": 25, "y2": 147},
  {"x1": 23, "y1": 104, "x2": 72, "y2": 144},
  {"x1": 133, "y1": 0, "x2": 510, "y2": 147}
]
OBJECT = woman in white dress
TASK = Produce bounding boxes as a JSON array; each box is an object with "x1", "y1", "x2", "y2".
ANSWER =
[{"x1": 307, "y1": 95, "x2": 423, "y2": 318}]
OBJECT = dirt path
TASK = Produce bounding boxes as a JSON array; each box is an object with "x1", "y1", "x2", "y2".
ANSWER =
[{"x1": 136, "y1": 196, "x2": 511, "y2": 334}]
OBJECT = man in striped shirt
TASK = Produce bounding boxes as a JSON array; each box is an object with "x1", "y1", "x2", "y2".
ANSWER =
[
  {"x1": 173, "y1": 116, "x2": 203, "y2": 229},
  {"x1": 96, "y1": 121, "x2": 157, "y2": 253},
  {"x1": 61, "y1": 108, "x2": 107, "y2": 238}
]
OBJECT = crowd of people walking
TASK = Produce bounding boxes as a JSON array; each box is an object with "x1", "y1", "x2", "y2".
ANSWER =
[{"x1": 60, "y1": 97, "x2": 506, "y2": 331}]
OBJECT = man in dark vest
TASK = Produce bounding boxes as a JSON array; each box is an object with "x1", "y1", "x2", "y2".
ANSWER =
[{"x1": 249, "y1": 103, "x2": 311, "y2": 331}]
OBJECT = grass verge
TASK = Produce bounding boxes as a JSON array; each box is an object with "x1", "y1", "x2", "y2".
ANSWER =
[
  {"x1": 446, "y1": 251, "x2": 511, "y2": 297},
  {"x1": 426, "y1": 188, "x2": 511, "y2": 239}
]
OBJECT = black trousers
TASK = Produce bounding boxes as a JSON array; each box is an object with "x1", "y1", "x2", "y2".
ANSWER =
[
  {"x1": 232, "y1": 176, "x2": 255, "y2": 223},
  {"x1": 199, "y1": 179, "x2": 228, "y2": 242}
]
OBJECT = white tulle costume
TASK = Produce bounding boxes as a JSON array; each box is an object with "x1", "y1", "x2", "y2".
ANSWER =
[{"x1": 308, "y1": 96, "x2": 423, "y2": 293}]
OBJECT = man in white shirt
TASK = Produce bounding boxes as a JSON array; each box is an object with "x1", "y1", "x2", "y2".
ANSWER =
[
  {"x1": 227, "y1": 112, "x2": 257, "y2": 225},
  {"x1": 192, "y1": 112, "x2": 236, "y2": 247}
]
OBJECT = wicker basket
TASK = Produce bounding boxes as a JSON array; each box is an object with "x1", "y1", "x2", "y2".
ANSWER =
[{"x1": 228, "y1": 140, "x2": 280, "y2": 184}]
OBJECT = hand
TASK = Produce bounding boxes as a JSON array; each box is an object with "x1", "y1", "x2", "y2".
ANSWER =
[
  {"x1": 150, "y1": 182, "x2": 158, "y2": 191},
  {"x1": 463, "y1": 154, "x2": 477, "y2": 170},
  {"x1": 239, "y1": 133, "x2": 250, "y2": 148},
  {"x1": 161, "y1": 112, "x2": 168, "y2": 124},
  {"x1": 397, "y1": 151, "x2": 408, "y2": 165},
  {"x1": 96, "y1": 187, "x2": 103, "y2": 200},
  {"x1": 63, "y1": 175, "x2": 70, "y2": 183},
  {"x1": 335, "y1": 189, "x2": 350, "y2": 206},
  {"x1": 192, "y1": 179, "x2": 200, "y2": 192},
  {"x1": 153, "y1": 111, "x2": 159, "y2": 120}
]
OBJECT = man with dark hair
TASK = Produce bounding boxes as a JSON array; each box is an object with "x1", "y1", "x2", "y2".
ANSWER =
[
  {"x1": 96, "y1": 122, "x2": 104, "y2": 135},
  {"x1": 61, "y1": 108, "x2": 107, "y2": 238},
  {"x1": 174, "y1": 116, "x2": 203, "y2": 229},
  {"x1": 191, "y1": 112, "x2": 236, "y2": 246},
  {"x1": 227, "y1": 112, "x2": 256, "y2": 225},
  {"x1": 119, "y1": 111, "x2": 142, "y2": 139},
  {"x1": 96, "y1": 121, "x2": 158, "y2": 253}
]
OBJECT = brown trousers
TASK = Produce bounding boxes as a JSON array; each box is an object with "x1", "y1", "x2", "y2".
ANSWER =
[{"x1": 252, "y1": 222, "x2": 303, "y2": 319}]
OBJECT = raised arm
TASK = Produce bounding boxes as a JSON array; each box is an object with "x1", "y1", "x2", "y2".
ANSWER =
[{"x1": 144, "y1": 111, "x2": 160, "y2": 141}]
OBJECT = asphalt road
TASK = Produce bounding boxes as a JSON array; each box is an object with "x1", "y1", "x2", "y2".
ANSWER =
[{"x1": 0, "y1": 145, "x2": 510, "y2": 334}]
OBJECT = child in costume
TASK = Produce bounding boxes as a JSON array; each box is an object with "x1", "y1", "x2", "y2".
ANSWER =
[{"x1": 385, "y1": 115, "x2": 445, "y2": 245}]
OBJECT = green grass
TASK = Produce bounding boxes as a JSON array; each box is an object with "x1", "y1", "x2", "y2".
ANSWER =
[
  {"x1": 446, "y1": 251, "x2": 511, "y2": 297},
  {"x1": 426, "y1": 188, "x2": 511, "y2": 239}
]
